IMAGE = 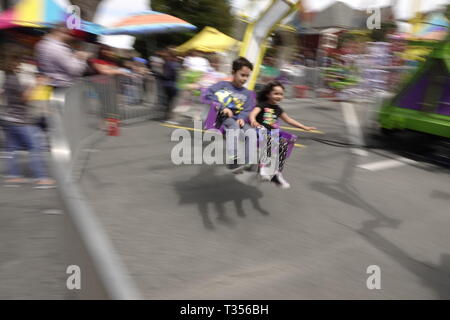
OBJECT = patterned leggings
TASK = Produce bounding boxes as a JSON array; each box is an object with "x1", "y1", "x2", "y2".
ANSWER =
[{"x1": 259, "y1": 134, "x2": 289, "y2": 173}]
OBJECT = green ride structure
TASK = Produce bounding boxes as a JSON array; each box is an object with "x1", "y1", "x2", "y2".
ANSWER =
[{"x1": 378, "y1": 33, "x2": 450, "y2": 139}]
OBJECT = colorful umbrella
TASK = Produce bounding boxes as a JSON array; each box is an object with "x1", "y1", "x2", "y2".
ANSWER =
[
  {"x1": 0, "y1": 0, "x2": 66, "y2": 28},
  {"x1": 0, "y1": 0, "x2": 105, "y2": 35},
  {"x1": 76, "y1": 20, "x2": 106, "y2": 35},
  {"x1": 102, "y1": 10, "x2": 197, "y2": 36}
]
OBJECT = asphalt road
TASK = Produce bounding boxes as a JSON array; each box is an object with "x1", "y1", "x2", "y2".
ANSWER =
[
  {"x1": 0, "y1": 153, "x2": 66, "y2": 299},
  {"x1": 1, "y1": 97, "x2": 449, "y2": 299},
  {"x1": 76, "y1": 98, "x2": 450, "y2": 299}
]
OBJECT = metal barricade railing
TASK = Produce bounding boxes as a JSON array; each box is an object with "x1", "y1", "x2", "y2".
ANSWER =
[
  {"x1": 49, "y1": 77, "x2": 142, "y2": 299},
  {"x1": 86, "y1": 74, "x2": 158, "y2": 124},
  {"x1": 116, "y1": 74, "x2": 157, "y2": 124},
  {"x1": 85, "y1": 75, "x2": 119, "y2": 122}
]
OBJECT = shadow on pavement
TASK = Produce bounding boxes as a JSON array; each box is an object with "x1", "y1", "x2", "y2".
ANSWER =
[
  {"x1": 310, "y1": 152, "x2": 402, "y2": 229},
  {"x1": 365, "y1": 130, "x2": 450, "y2": 169},
  {"x1": 430, "y1": 190, "x2": 450, "y2": 201},
  {"x1": 173, "y1": 165, "x2": 269, "y2": 230},
  {"x1": 311, "y1": 151, "x2": 450, "y2": 299}
]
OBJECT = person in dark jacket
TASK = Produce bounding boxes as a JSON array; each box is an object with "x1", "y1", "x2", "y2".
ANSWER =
[{"x1": 160, "y1": 48, "x2": 179, "y2": 123}]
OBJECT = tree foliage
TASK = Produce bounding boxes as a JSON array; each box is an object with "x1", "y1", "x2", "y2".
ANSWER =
[
  {"x1": 152, "y1": 0, "x2": 233, "y2": 35},
  {"x1": 147, "y1": 0, "x2": 234, "y2": 50},
  {"x1": 70, "y1": 0, "x2": 103, "y2": 21}
]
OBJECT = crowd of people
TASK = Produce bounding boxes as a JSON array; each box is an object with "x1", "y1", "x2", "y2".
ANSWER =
[
  {"x1": 0, "y1": 24, "x2": 152, "y2": 188},
  {"x1": 150, "y1": 48, "x2": 229, "y2": 123}
]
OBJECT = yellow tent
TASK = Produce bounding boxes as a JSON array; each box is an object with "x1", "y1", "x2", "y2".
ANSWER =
[{"x1": 176, "y1": 26, "x2": 240, "y2": 53}]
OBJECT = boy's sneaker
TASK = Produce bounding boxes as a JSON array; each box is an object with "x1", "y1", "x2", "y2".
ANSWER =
[
  {"x1": 271, "y1": 172, "x2": 290, "y2": 189},
  {"x1": 226, "y1": 156, "x2": 245, "y2": 174}
]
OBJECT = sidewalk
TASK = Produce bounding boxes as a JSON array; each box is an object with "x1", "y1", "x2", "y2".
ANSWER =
[{"x1": 0, "y1": 154, "x2": 66, "y2": 299}]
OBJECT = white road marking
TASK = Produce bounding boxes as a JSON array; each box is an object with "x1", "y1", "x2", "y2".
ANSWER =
[
  {"x1": 42, "y1": 209, "x2": 64, "y2": 215},
  {"x1": 341, "y1": 102, "x2": 368, "y2": 156},
  {"x1": 351, "y1": 148, "x2": 369, "y2": 156},
  {"x1": 358, "y1": 157, "x2": 418, "y2": 171}
]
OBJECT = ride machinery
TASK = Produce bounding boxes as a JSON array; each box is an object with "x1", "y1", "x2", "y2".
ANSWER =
[
  {"x1": 239, "y1": 0, "x2": 302, "y2": 90},
  {"x1": 202, "y1": 1, "x2": 302, "y2": 160},
  {"x1": 378, "y1": 32, "x2": 450, "y2": 139}
]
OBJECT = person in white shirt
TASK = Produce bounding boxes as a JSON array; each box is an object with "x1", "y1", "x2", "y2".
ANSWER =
[{"x1": 182, "y1": 50, "x2": 213, "y2": 73}]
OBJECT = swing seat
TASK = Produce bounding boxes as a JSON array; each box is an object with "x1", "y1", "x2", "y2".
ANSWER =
[{"x1": 202, "y1": 97, "x2": 297, "y2": 159}]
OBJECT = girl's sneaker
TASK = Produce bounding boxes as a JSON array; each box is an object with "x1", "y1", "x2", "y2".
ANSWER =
[
  {"x1": 271, "y1": 172, "x2": 291, "y2": 189},
  {"x1": 259, "y1": 165, "x2": 274, "y2": 181}
]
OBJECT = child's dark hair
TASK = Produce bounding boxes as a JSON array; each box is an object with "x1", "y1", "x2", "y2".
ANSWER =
[
  {"x1": 257, "y1": 80, "x2": 285, "y2": 103},
  {"x1": 232, "y1": 56, "x2": 253, "y2": 73}
]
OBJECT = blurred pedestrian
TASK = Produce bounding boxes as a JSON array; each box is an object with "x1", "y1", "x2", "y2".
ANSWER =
[
  {"x1": 160, "y1": 48, "x2": 180, "y2": 123},
  {"x1": 34, "y1": 24, "x2": 92, "y2": 138},
  {"x1": 183, "y1": 50, "x2": 213, "y2": 73},
  {"x1": 0, "y1": 44, "x2": 55, "y2": 188},
  {"x1": 304, "y1": 50, "x2": 317, "y2": 68},
  {"x1": 90, "y1": 45, "x2": 129, "y2": 77},
  {"x1": 35, "y1": 24, "x2": 91, "y2": 89},
  {"x1": 150, "y1": 50, "x2": 166, "y2": 118},
  {"x1": 150, "y1": 50, "x2": 164, "y2": 75}
]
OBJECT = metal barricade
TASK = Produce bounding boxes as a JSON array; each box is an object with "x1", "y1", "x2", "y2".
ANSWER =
[
  {"x1": 85, "y1": 73, "x2": 158, "y2": 124},
  {"x1": 116, "y1": 74, "x2": 157, "y2": 124},
  {"x1": 49, "y1": 77, "x2": 142, "y2": 299},
  {"x1": 85, "y1": 75, "x2": 119, "y2": 122}
]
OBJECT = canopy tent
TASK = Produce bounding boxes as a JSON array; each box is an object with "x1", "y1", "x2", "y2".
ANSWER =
[
  {"x1": 0, "y1": 0, "x2": 105, "y2": 35},
  {"x1": 411, "y1": 12, "x2": 449, "y2": 41},
  {"x1": 101, "y1": 10, "x2": 196, "y2": 36},
  {"x1": 176, "y1": 27, "x2": 240, "y2": 53}
]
